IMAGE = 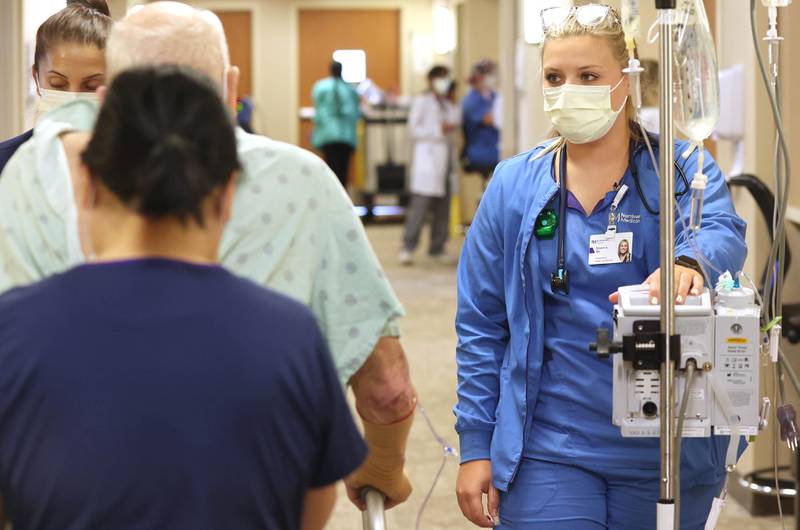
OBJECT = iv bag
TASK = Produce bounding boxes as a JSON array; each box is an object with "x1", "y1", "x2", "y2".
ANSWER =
[
  {"x1": 621, "y1": 0, "x2": 640, "y2": 41},
  {"x1": 672, "y1": 0, "x2": 720, "y2": 143}
]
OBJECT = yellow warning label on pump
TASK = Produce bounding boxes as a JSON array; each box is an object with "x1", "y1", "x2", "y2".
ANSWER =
[{"x1": 726, "y1": 337, "x2": 748, "y2": 344}]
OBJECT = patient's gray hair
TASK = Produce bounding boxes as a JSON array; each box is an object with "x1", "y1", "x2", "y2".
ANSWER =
[{"x1": 107, "y1": 1, "x2": 229, "y2": 84}]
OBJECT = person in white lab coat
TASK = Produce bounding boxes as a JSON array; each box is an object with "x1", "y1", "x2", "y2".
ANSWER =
[{"x1": 400, "y1": 65, "x2": 461, "y2": 266}]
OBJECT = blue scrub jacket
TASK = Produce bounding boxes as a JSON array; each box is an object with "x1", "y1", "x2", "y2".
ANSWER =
[
  {"x1": 455, "y1": 137, "x2": 747, "y2": 491},
  {"x1": 462, "y1": 89, "x2": 500, "y2": 167}
]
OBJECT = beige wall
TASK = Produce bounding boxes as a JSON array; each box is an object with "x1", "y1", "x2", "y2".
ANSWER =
[
  {"x1": 498, "y1": 0, "x2": 516, "y2": 158},
  {"x1": 783, "y1": 6, "x2": 800, "y2": 211},
  {"x1": 3, "y1": 0, "x2": 437, "y2": 144},
  {"x1": 186, "y1": 0, "x2": 438, "y2": 144},
  {"x1": 0, "y1": 0, "x2": 24, "y2": 140},
  {"x1": 457, "y1": 0, "x2": 500, "y2": 86},
  {"x1": 106, "y1": 0, "x2": 129, "y2": 18}
]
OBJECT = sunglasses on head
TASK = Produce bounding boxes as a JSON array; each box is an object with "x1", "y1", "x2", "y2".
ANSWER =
[{"x1": 540, "y1": 4, "x2": 618, "y2": 32}]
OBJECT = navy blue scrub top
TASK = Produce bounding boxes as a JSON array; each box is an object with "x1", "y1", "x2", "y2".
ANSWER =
[
  {"x1": 0, "y1": 130, "x2": 32, "y2": 175},
  {"x1": 0, "y1": 258, "x2": 366, "y2": 530}
]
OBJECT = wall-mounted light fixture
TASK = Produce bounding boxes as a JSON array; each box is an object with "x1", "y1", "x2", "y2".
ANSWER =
[
  {"x1": 333, "y1": 49, "x2": 367, "y2": 84},
  {"x1": 433, "y1": 2, "x2": 456, "y2": 55}
]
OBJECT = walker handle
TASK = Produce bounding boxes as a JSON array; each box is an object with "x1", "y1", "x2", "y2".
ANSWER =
[{"x1": 361, "y1": 488, "x2": 387, "y2": 530}]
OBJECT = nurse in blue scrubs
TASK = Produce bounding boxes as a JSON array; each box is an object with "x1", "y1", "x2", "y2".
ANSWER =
[
  {"x1": 0, "y1": 0, "x2": 110, "y2": 174},
  {"x1": 454, "y1": 5, "x2": 747, "y2": 529}
]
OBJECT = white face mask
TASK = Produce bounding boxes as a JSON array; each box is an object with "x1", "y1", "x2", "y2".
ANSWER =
[
  {"x1": 484, "y1": 75, "x2": 498, "y2": 91},
  {"x1": 543, "y1": 77, "x2": 627, "y2": 144},
  {"x1": 432, "y1": 77, "x2": 451, "y2": 96},
  {"x1": 35, "y1": 88, "x2": 99, "y2": 124}
]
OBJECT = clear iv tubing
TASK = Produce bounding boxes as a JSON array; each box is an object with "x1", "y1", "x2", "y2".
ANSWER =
[
  {"x1": 415, "y1": 402, "x2": 459, "y2": 530},
  {"x1": 750, "y1": 0, "x2": 792, "y2": 330},
  {"x1": 688, "y1": 147, "x2": 707, "y2": 232},
  {"x1": 638, "y1": 122, "x2": 722, "y2": 285},
  {"x1": 621, "y1": 1, "x2": 644, "y2": 110},
  {"x1": 749, "y1": 12, "x2": 792, "y2": 526}
]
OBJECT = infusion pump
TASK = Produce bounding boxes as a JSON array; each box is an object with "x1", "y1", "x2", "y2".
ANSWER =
[{"x1": 594, "y1": 284, "x2": 761, "y2": 438}]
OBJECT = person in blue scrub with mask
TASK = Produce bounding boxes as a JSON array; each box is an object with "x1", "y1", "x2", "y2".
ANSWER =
[
  {"x1": 454, "y1": 5, "x2": 747, "y2": 529},
  {"x1": 461, "y1": 59, "x2": 500, "y2": 180},
  {"x1": 0, "y1": 0, "x2": 109, "y2": 175}
]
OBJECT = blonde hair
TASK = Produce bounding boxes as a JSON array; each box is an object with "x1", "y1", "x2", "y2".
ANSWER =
[{"x1": 541, "y1": 5, "x2": 642, "y2": 141}]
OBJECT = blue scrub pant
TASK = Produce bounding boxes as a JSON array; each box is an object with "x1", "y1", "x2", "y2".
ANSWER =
[{"x1": 497, "y1": 458, "x2": 724, "y2": 529}]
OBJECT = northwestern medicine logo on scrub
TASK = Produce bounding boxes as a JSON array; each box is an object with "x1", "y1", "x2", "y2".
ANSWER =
[{"x1": 615, "y1": 212, "x2": 641, "y2": 224}]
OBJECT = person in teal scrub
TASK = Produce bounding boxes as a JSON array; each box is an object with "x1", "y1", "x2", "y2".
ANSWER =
[{"x1": 311, "y1": 61, "x2": 362, "y2": 188}]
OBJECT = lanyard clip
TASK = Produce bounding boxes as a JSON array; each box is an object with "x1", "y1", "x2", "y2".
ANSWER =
[
  {"x1": 611, "y1": 184, "x2": 629, "y2": 211},
  {"x1": 606, "y1": 184, "x2": 629, "y2": 235}
]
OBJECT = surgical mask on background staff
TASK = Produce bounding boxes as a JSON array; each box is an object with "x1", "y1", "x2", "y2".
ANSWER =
[
  {"x1": 35, "y1": 87, "x2": 99, "y2": 123},
  {"x1": 484, "y1": 75, "x2": 498, "y2": 91},
  {"x1": 543, "y1": 76, "x2": 627, "y2": 144},
  {"x1": 432, "y1": 77, "x2": 452, "y2": 96}
]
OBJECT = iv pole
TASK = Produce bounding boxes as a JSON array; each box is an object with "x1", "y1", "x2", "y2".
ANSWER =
[{"x1": 655, "y1": 1, "x2": 677, "y2": 528}]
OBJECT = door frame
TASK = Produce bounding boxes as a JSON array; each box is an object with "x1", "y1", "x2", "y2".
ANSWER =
[
  {"x1": 1, "y1": 0, "x2": 25, "y2": 138},
  {"x1": 291, "y1": 1, "x2": 414, "y2": 144},
  {"x1": 188, "y1": 1, "x2": 261, "y2": 129}
]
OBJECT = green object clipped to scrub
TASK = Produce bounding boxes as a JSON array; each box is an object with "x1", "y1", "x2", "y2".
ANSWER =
[{"x1": 534, "y1": 208, "x2": 559, "y2": 240}]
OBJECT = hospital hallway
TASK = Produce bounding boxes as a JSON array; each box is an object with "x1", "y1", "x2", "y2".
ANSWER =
[{"x1": 325, "y1": 224, "x2": 789, "y2": 530}]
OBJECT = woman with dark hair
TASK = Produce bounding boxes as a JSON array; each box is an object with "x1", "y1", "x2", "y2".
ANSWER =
[
  {"x1": 0, "y1": 66, "x2": 365, "y2": 530},
  {"x1": 0, "y1": 0, "x2": 111, "y2": 174}
]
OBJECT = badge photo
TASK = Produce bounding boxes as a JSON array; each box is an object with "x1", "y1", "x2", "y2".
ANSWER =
[{"x1": 589, "y1": 231, "x2": 633, "y2": 265}]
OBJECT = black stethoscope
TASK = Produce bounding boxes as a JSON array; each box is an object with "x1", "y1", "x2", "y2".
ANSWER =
[
  {"x1": 550, "y1": 144, "x2": 570, "y2": 293},
  {"x1": 547, "y1": 137, "x2": 691, "y2": 295}
]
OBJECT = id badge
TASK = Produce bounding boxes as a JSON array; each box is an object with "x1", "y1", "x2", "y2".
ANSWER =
[{"x1": 588, "y1": 231, "x2": 633, "y2": 265}]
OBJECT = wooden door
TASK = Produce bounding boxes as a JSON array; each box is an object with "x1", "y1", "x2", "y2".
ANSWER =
[
  {"x1": 214, "y1": 10, "x2": 253, "y2": 99},
  {"x1": 298, "y1": 9, "x2": 401, "y2": 150}
]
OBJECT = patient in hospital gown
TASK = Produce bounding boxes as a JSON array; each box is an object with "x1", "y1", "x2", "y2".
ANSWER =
[{"x1": 0, "y1": 99, "x2": 404, "y2": 385}]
